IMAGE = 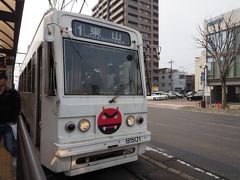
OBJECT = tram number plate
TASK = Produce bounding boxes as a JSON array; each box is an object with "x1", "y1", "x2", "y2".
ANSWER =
[{"x1": 126, "y1": 137, "x2": 141, "y2": 144}]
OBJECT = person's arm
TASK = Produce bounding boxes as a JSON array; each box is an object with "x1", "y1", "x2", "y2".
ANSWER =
[{"x1": 11, "y1": 90, "x2": 21, "y2": 123}]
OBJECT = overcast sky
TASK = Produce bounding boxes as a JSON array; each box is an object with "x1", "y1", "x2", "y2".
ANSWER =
[{"x1": 16, "y1": 0, "x2": 240, "y2": 77}]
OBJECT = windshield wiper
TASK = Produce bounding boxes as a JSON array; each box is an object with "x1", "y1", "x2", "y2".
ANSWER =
[
  {"x1": 109, "y1": 94, "x2": 119, "y2": 103},
  {"x1": 109, "y1": 84, "x2": 124, "y2": 103}
]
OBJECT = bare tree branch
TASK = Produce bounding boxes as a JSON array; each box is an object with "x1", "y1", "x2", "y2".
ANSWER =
[{"x1": 195, "y1": 9, "x2": 240, "y2": 108}]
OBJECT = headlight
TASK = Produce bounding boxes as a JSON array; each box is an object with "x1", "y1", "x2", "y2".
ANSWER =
[
  {"x1": 136, "y1": 116, "x2": 144, "y2": 124},
  {"x1": 79, "y1": 119, "x2": 90, "y2": 132},
  {"x1": 65, "y1": 122, "x2": 76, "y2": 132},
  {"x1": 126, "y1": 115, "x2": 135, "y2": 127}
]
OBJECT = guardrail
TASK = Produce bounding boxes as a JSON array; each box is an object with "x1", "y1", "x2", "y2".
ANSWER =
[{"x1": 17, "y1": 115, "x2": 47, "y2": 180}]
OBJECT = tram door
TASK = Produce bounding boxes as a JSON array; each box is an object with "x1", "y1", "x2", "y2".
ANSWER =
[{"x1": 36, "y1": 45, "x2": 43, "y2": 149}]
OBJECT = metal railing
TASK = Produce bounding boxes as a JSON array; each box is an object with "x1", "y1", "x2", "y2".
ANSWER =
[{"x1": 17, "y1": 115, "x2": 47, "y2": 180}]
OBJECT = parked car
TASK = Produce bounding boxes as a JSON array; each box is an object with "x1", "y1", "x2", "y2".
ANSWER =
[
  {"x1": 155, "y1": 92, "x2": 168, "y2": 100},
  {"x1": 171, "y1": 91, "x2": 184, "y2": 98},
  {"x1": 147, "y1": 93, "x2": 162, "y2": 101},
  {"x1": 184, "y1": 91, "x2": 195, "y2": 98},
  {"x1": 187, "y1": 92, "x2": 203, "y2": 101},
  {"x1": 165, "y1": 92, "x2": 177, "y2": 99}
]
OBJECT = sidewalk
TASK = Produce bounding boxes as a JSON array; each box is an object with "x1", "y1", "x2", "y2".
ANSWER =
[
  {"x1": 180, "y1": 105, "x2": 240, "y2": 116},
  {"x1": 147, "y1": 99, "x2": 240, "y2": 116}
]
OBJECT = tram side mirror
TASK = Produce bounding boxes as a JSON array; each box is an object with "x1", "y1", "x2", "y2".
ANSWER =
[
  {"x1": 45, "y1": 25, "x2": 54, "y2": 42},
  {"x1": 127, "y1": 55, "x2": 133, "y2": 61}
]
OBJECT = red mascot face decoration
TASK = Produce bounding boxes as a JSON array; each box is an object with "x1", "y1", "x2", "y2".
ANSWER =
[{"x1": 98, "y1": 107, "x2": 122, "y2": 134}]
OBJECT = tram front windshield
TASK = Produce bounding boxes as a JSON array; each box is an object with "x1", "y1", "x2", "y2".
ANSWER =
[{"x1": 63, "y1": 39, "x2": 143, "y2": 95}]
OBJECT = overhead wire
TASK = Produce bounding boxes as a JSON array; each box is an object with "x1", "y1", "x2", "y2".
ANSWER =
[
  {"x1": 70, "y1": 0, "x2": 76, "y2": 12},
  {"x1": 79, "y1": 0, "x2": 85, "y2": 13},
  {"x1": 62, "y1": 0, "x2": 75, "y2": 10},
  {"x1": 60, "y1": 0, "x2": 65, "y2": 10}
]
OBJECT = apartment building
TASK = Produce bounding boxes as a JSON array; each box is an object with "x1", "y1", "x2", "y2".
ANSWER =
[
  {"x1": 92, "y1": 0, "x2": 159, "y2": 89},
  {"x1": 159, "y1": 68, "x2": 186, "y2": 92}
]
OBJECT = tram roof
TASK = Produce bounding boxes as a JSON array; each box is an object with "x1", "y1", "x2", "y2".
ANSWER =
[{"x1": 0, "y1": 0, "x2": 24, "y2": 69}]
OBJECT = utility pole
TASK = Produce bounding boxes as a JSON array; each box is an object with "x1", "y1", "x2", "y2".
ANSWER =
[{"x1": 168, "y1": 60, "x2": 174, "y2": 91}]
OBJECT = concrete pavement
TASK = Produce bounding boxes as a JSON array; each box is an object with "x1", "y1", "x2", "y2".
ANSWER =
[{"x1": 147, "y1": 99, "x2": 240, "y2": 116}]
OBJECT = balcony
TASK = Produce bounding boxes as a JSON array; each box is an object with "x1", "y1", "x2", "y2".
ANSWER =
[
  {"x1": 110, "y1": 7, "x2": 124, "y2": 20},
  {"x1": 110, "y1": 0, "x2": 123, "y2": 10}
]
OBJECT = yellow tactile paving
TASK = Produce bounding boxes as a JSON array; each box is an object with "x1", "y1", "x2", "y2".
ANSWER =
[{"x1": 0, "y1": 141, "x2": 13, "y2": 180}]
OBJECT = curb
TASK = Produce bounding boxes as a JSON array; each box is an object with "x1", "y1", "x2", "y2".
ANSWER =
[
  {"x1": 140, "y1": 154, "x2": 198, "y2": 180},
  {"x1": 179, "y1": 106, "x2": 240, "y2": 116}
]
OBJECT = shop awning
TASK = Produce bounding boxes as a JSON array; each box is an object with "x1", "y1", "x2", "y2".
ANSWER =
[{"x1": 0, "y1": 0, "x2": 24, "y2": 69}]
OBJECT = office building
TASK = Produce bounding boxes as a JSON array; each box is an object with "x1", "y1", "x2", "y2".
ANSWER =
[{"x1": 206, "y1": 9, "x2": 240, "y2": 102}]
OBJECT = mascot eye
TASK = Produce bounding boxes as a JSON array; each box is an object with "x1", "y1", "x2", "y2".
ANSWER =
[
  {"x1": 102, "y1": 115, "x2": 106, "y2": 119},
  {"x1": 114, "y1": 115, "x2": 118, "y2": 119}
]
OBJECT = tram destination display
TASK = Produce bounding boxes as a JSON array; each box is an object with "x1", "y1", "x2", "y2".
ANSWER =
[{"x1": 72, "y1": 20, "x2": 131, "y2": 46}]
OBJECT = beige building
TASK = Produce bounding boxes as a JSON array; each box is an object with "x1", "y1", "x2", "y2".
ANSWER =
[
  {"x1": 92, "y1": 0, "x2": 159, "y2": 89},
  {"x1": 195, "y1": 51, "x2": 206, "y2": 92}
]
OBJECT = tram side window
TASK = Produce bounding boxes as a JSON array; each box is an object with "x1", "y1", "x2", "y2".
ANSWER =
[
  {"x1": 23, "y1": 69, "x2": 27, "y2": 92},
  {"x1": 31, "y1": 55, "x2": 35, "y2": 93},
  {"x1": 47, "y1": 42, "x2": 56, "y2": 96},
  {"x1": 19, "y1": 75, "x2": 22, "y2": 92},
  {"x1": 27, "y1": 60, "x2": 32, "y2": 92}
]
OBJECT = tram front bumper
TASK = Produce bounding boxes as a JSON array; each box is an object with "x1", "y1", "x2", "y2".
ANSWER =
[
  {"x1": 48, "y1": 131, "x2": 150, "y2": 175},
  {"x1": 54, "y1": 131, "x2": 151, "y2": 158}
]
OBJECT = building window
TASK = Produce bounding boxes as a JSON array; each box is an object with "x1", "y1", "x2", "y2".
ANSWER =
[
  {"x1": 153, "y1": 26, "x2": 158, "y2": 31},
  {"x1": 128, "y1": 5, "x2": 138, "y2": 11},
  {"x1": 153, "y1": 12, "x2": 158, "y2": 17},
  {"x1": 236, "y1": 55, "x2": 240, "y2": 77},
  {"x1": 140, "y1": 16, "x2": 151, "y2": 23},
  {"x1": 153, "y1": 34, "x2": 158, "y2": 38},
  {"x1": 153, "y1": 5, "x2": 158, "y2": 11},
  {"x1": 207, "y1": 57, "x2": 214, "y2": 78},
  {"x1": 128, "y1": 20, "x2": 138, "y2": 27},
  {"x1": 141, "y1": 32, "x2": 151, "y2": 38},
  {"x1": 169, "y1": 75, "x2": 171, "y2": 79},
  {"x1": 153, "y1": 19, "x2": 158, "y2": 24},
  {"x1": 162, "y1": 83, "x2": 165, "y2": 87},
  {"x1": 179, "y1": 75, "x2": 185, "y2": 79},
  {"x1": 140, "y1": 24, "x2": 151, "y2": 31},
  {"x1": 128, "y1": 13, "x2": 138, "y2": 19},
  {"x1": 162, "y1": 76, "x2": 165, "y2": 79},
  {"x1": 236, "y1": 86, "x2": 240, "y2": 94}
]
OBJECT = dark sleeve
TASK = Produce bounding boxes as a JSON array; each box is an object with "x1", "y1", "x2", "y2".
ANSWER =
[
  {"x1": 15, "y1": 91, "x2": 21, "y2": 115},
  {"x1": 11, "y1": 89, "x2": 21, "y2": 122}
]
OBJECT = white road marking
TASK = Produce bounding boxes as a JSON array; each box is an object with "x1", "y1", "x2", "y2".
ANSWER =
[
  {"x1": 145, "y1": 145, "x2": 225, "y2": 180},
  {"x1": 146, "y1": 145, "x2": 173, "y2": 158}
]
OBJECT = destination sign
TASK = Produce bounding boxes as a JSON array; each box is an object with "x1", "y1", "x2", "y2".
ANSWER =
[{"x1": 72, "y1": 20, "x2": 131, "y2": 46}]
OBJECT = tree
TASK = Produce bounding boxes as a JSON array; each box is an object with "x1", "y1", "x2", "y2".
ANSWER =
[{"x1": 196, "y1": 10, "x2": 240, "y2": 108}]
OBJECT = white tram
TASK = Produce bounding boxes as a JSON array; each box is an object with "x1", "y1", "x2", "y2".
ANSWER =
[{"x1": 18, "y1": 9, "x2": 151, "y2": 176}]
